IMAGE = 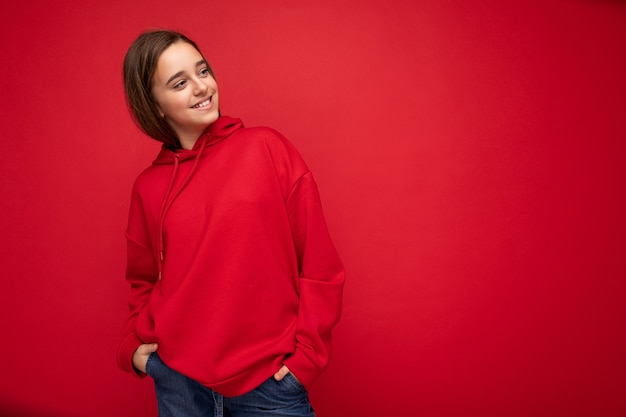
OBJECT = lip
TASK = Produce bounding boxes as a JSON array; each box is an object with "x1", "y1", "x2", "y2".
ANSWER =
[{"x1": 191, "y1": 95, "x2": 214, "y2": 110}]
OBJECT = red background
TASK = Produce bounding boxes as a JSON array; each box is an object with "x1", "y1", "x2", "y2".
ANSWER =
[{"x1": 1, "y1": 1, "x2": 625, "y2": 416}]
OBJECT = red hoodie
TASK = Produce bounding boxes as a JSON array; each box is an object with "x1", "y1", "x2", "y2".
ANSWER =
[{"x1": 117, "y1": 116, "x2": 345, "y2": 397}]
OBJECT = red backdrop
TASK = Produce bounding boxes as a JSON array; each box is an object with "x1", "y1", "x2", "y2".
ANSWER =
[{"x1": 1, "y1": 1, "x2": 625, "y2": 416}]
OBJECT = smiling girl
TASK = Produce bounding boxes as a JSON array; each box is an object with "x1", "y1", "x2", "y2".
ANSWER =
[{"x1": 116, "y1": 30, "x2": 345, "y2": 417}]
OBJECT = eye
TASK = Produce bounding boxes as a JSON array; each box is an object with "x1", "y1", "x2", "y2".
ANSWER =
[
  {"x1": 199, "y1": 68, "x2": 210, "y2": 77},
  {"x1": 173, "y1": 80, "x2": 187, "y2": 89}
]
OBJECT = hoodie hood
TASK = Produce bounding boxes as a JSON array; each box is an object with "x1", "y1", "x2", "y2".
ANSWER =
[{"x1": 152, "y1": 116, "x2": 244, "y2": 165}]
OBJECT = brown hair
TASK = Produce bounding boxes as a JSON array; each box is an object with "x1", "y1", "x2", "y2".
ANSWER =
[{"x1": 123, "y1": 30, "x2": 215, "y2": 148}]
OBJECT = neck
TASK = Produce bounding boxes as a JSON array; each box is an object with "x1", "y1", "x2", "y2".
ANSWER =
[
  {"x1": 179, "y1": 136, "x2": 198, "y2": 150},
  {"x1": 176, "y1": 128, "x2": 205, "y2": 150}
]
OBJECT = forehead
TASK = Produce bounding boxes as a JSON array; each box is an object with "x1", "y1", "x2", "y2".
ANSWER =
[{"x1": 155, "y1": 42, "x2": 203, "y2": 75}]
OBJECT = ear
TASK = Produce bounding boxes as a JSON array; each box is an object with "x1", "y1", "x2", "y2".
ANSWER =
[{"x1": 151, "y1": 95, "x2": 165, "y2": 118}]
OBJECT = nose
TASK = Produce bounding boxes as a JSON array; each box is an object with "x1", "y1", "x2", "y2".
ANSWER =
[{"x1": 193, "y1": 78, "x2": 209, "y2": 96}]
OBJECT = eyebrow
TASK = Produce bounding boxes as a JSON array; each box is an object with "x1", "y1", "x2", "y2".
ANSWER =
[{"x1": 165, "y1": 60, "x2": 208, "y2": 86}]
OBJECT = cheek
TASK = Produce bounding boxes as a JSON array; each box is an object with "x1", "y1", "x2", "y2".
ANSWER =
[
  {"x1": 207, "y1": 77, "x2": 218, "y2": 91},
  {"x1": 156, "y1": 94, "x2": 186, "y2": 118}
]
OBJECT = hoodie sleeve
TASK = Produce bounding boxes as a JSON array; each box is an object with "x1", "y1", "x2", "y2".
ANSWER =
[
  {"x1": 283, "y1": 171, "x2": 345, "y2": 388},
  {"x1": 116, "y1": 184, "x2": 158, "y2": 377}
]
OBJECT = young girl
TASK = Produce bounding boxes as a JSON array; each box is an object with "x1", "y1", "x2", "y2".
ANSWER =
[{"x1": 116, "y1": 30, "x2": 345, "y2": 417}]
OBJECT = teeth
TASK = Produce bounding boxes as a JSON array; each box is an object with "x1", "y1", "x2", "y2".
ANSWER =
[{"x1": 193, "y1": 98, "x2": 211, "y2": 109}]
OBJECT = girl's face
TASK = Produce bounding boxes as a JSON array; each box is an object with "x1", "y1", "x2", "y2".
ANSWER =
[{"x1": 151, "y1": 41, "x2": 219, "y2": 149}]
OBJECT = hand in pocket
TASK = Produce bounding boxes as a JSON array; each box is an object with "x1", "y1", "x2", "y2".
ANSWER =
[
  {"x1": 132, "y1": 343, "x2": 159, "y2": 374},
  {"x1": 273, "y1": 365, "x2": 301, "y2": 384}
]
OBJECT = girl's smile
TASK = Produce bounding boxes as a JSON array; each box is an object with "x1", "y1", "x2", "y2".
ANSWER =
[{"x1": 192, "y1": 97, "x2": 214, "y2": 109}]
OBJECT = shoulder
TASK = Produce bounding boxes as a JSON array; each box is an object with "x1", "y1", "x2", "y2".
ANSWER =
[
  {"x1": 235, "y1": 125, "x2": 290, "y2": 147},
  {"x1": 130, "y1": 163, "x2": 166, "y2": 197},
  {"x1": 235, "y1": 125, "x2": 310, "y2": 186},
  {"x1": 237, "y1": 126, "x2": 304, "y2": 162}
]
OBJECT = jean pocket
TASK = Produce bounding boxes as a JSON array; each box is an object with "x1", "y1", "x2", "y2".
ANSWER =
[
  {"x1": 283, "y1": 372, "x2": 305, "y2": 390},
  {"x1": 145, "y1": 351, "x2": 158, "y2": 377}
]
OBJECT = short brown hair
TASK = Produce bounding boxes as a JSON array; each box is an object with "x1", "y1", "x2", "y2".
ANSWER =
[{"x1": 123, "y1": 30, "x2": 215, "y2": 148}]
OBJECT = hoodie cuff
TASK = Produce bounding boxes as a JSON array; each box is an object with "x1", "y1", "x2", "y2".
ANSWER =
[
  {"x1": 283, "y1": 346, "x2": 325, "y2": 390},
  {"x1": 116, "y1": 332, "x2": 146, "y2": 378}
]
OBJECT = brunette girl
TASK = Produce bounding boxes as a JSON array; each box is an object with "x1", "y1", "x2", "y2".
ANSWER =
[{"x1": 116, "y1": 30, "x2": 344, "y2": 417}]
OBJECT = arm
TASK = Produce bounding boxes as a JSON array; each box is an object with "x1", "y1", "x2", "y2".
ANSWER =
[
  {"x1": 116, "y1": 188, "x2": 159, "y2": 377},
  {"x1": 282, "y1": 172, "x2": 345, "y2": 388}
]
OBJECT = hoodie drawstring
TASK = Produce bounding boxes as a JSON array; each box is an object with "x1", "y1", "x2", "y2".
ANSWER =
[{"x1": 156, "y1": 135, "x2": 209, "y2": 280}]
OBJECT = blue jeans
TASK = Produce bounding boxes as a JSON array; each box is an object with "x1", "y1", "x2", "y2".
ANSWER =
[{"x1": 146, "y1": 352, "x2": 315, "y2": 417}]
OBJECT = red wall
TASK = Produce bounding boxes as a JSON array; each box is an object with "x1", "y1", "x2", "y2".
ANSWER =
[{"x1": 1, "y1": 1, "x2": 625, "y2": 416}]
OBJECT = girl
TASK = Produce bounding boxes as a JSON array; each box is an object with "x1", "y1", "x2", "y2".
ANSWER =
[{"x1": 116, "y1": 30, "x2": 345, "y2": 417}]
